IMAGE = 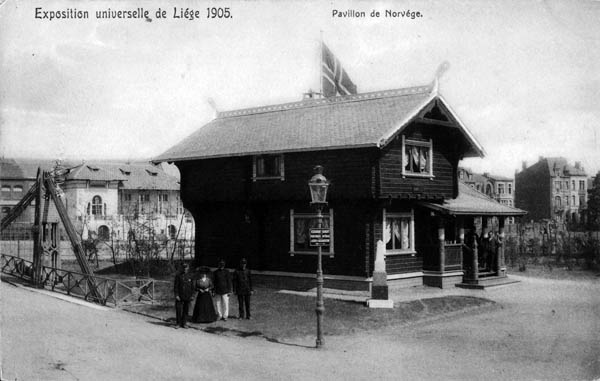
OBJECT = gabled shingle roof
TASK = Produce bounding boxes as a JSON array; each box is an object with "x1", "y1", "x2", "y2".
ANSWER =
[{"x1": 153, "y1": 86, "x2": 484, "y2": 163}]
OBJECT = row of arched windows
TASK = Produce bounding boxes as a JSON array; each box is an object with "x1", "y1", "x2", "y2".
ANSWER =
[{"x1": 94, "y1": 224, "x2": 178, "y2": 241}]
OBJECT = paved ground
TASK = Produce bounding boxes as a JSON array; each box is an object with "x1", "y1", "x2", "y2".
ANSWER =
[{"x1": 1, "y1": 274, "x2": 599, "y2": 380}]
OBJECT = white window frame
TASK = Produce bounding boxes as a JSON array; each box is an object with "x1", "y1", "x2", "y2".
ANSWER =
[
  {"x1": 498, "y1": 183, "x2": 505, "y2": 194},
  {"x1": 289, "y1": 209, "x2": 334, "y2": 257},
  {"x1": 401, "y1": 135, "x2": 434, "y2": 178},
  {"x1": 508, "y1": 183, "x2": 512, "y2": 195},
  {"x1": 383, "y1": 209, "x2": 416, "y2": 256},
  {"x1": 253, "y1": 154, "x2": 285, "y2": 181}
]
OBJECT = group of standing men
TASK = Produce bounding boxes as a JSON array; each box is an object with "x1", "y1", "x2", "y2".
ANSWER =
[{"x1": 174, "y1": 258, "x2": 253, "y2": 329}]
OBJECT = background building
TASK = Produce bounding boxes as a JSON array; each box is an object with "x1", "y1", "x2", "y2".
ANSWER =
[
  {"x1": 458, "y1": 167, "x2": 515, "y2": 207},
  {"x1": 0, "y1": 158, "x2": 194, "y2": 241},
  {"x1": 515, "y1": 157, "x2": 588, "y2": 224}
]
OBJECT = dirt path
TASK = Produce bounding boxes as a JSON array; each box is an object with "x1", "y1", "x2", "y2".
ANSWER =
[{"x1": 2, "y1": 275, "x2": 599, "y2": 380}]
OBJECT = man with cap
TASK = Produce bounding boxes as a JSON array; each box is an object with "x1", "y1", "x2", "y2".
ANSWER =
[
  {"x1": 174, "y1": 262, "x2": 195, "y2": 328},
  {"x1": 213, "y1": 259, "x2": 233, "y2": 321},
  {"x1": 233, "y1": 258, "x2": 253, "y2": 319}
]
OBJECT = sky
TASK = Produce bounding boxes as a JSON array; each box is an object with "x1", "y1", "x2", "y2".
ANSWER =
[{"x1": 1, "y1": 0, "x2": 599, "y2": 178}]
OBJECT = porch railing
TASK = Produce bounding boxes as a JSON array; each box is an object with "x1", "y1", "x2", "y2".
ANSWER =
[
  {"x1": 1, "y1": 253, "x2": 163, "y2": 307},
  {"x1": 422, "y1": 243, "x2": 463, "y2": 272},
  {"x1": 444, "y1": 243, "x2": 463, "y2": 271}
]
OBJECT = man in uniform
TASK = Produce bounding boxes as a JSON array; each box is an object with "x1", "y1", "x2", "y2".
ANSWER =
[
  {"x1": 174, "y1": 263, "x2": 194, "y2": 328},
  {"x1": 233, "y1": 258, "x2": 253, "y2": 319}
]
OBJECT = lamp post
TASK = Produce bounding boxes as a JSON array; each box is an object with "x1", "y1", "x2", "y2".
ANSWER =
[{"x1": 308, "y1": 165, "x2": 329, "y2": 348}]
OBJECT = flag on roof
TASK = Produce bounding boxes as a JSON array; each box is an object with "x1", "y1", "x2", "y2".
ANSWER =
[{"x1": 321, "y1": 43, "x2": 357, "y2": 97}]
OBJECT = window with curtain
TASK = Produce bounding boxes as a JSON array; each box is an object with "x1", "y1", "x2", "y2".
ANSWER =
[
  {"x1": 402, "y1": 140, "x2": 432, "y2": 176},
  {"x1": 289, "y1": 209, "x2": 334, "y2": 255},
  {"x1": 402, "y1": 136, "x2": 433, "y2": 177},
  {"x1": 384, "y1": 210, "x2": 414, "y2": 254}
]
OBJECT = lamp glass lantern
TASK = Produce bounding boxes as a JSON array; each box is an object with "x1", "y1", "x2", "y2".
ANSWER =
[{"x1": 308, "y1": 167, "x2": 329, "y2": 205}]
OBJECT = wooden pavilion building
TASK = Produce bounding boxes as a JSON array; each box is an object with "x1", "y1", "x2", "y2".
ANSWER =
[{"x1": 154, "y1": 84, "x2": 526, "y2": 290}]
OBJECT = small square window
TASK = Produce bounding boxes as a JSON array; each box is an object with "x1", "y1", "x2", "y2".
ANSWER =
[{"x1": 253, "y1": 155, "x2": 284, "y2": 181}]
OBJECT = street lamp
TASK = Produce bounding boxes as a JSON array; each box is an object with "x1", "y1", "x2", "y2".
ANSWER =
[{"x1": 308, "y1": 165, "x2": 329, "y2": 348}]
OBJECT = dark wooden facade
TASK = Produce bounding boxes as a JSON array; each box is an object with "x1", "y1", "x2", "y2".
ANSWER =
[{"x1": 176, "y1": 119, "x2": 467, "y2": 279}]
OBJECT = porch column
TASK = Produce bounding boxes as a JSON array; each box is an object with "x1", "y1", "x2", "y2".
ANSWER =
[
  {"x1": 472, "y1": 233, "x2": 479, "y2": 281},
  {"x1": 437, "y1": 216, "x2": 445, "y2": 273},
  {"x1": 498, "y1": 217, "x2": 506, "y2": 277},
  {"x1": 481, "y1": 216, "x2": 489, "y2": 272},
  {"x1": 458, "y1": 217, "x2": 464, "y2": 271}
]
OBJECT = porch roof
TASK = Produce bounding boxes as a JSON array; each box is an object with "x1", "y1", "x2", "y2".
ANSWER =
[{"x1": 420, "y1": 183, "x2": 527, "y2": 216}]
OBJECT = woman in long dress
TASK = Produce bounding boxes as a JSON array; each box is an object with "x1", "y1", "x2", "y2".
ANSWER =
[{"x1": 192, "y1": 270, "x2": 217, "y2": 323}]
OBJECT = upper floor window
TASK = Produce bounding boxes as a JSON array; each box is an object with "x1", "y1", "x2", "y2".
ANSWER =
[
  {"x1": 485, "y1": 184, "x2": 493, "y2": 196},
  {"x1": 383, "y1": 209, "x2": 415, "y2": 254},
  {"x1": 564, "y1": 181, "x2": 569, "y2": 190},
  {"x1": 497, "y1": 183, "x2": 505, "y2": 194},
  {"x1": 402, "y1": 136, "x2": 433, "y2": 177},
  {"x1": 140, "y1": 194, "x2": 150, "y2": 203},
  {"x1": 554, "y1": 181, "x2": 561, "y2": 191},
  {"x1": 1, "y1": 186, "x2": 11, "y2": 199},
  {"x1": 508, "y1": 183, "x2": 513, "y2": 195},
  {"x1": 571, "y1": 180, "x2": 575, "y2": 190},
  {"x1": 554, "y1": 196, "x2": 562, "y2": 208},
  {"x1": 158, "y1": 194, "x2": 169, "y2": 214},
  {"x1": 253, "y1": 154, "x2": 284, "y2": 181},
  {"x1": 579, "y1": 180, "x2": 585, "y2": 191},
  {"x1": 12, "y1": 185, "x2": 23, "y2": 200},
  {"x1": 91, "y1": 195, "x2": 103, "y2": 216},
  {"x1": 572, "y1": 195, "x2": 576, "y2": 206},
  {"x1": 124, "y1": 194, "x2": 132, "y2": 202}
]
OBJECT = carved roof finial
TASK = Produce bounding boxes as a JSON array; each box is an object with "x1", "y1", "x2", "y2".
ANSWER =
[{"x1": 432, "y1": 61, "x2": 450, "y2": 94}]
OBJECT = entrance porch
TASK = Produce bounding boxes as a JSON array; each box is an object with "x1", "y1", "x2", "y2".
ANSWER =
[{"x1": 419, "y1": 183, "x2": 527, "y2": 288}]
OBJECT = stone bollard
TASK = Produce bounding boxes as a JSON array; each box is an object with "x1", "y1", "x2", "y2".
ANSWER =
[{"x1": 367, "y1": 240, "x2": 394, "y2": 308}]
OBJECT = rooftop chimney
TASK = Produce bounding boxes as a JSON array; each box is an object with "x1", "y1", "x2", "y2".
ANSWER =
[
  {"x1": 538, "y1": 156, "x2": 544, "y2": 162},
  {"x1": 522, "y1": 161, "x2": 527, "y2": 170},
  {"x1": 575, "y1": 161, "x2": 581, "y2": 169}
]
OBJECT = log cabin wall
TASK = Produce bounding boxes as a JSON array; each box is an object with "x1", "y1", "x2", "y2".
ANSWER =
[{"x1": 177, "y1": 148, "x2": 379, "y2": 276}]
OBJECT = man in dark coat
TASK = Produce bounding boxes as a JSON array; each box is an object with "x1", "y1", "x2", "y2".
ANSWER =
[
  {"x1": 233, "y1": 258, "x2": 253, "y2": 319},
  {"x1": 213, "y1": 259, "x2": 232, "y2": 321},
  {"x1": 174, "y1": 263, "x2": 195, "y2": 328}
]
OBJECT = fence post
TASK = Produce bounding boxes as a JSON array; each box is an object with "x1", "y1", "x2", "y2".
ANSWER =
[{"x1": 498, "y1": 217, "x2": 505, "y2": 277}]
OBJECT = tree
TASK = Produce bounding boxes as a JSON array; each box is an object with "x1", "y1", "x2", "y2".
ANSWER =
[{"x1": 587, "y1": 172, "x2": 600, "y2": 230}]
